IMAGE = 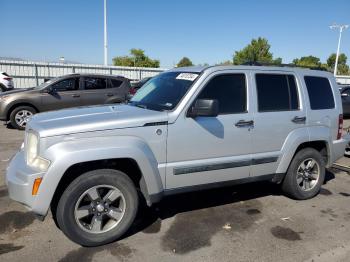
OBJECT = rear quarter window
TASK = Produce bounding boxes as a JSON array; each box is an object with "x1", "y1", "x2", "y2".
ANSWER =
[
  {"x1": 110, "y1": 79, "x2": 123, "y2": 88},
  {"x1": 304, "y1": 76, "x2": 335, "y2": 110}
]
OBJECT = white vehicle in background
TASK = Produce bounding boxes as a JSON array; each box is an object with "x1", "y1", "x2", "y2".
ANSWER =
[{"x1": 0, "y1": 72, "x2": 14, "y2": 92}]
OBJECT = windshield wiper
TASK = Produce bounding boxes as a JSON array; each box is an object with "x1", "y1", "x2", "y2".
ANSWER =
[{"x1": 134, "y1": 103, "x2": 148, "y2": 109}]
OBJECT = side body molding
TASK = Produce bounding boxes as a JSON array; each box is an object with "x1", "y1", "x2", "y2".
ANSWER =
[{"x1": 34, "y1": 136, "x2": 164, "y2": 215}]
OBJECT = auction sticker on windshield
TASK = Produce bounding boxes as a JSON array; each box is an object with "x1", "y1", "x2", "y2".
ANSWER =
[{"x1": 176, "y1": 73, "x2": 199, "y2": 81}]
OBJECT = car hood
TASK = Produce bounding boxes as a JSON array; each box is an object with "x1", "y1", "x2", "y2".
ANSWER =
[{"x1": 28, "y1": 104, "x2": 168, "y2": 138}]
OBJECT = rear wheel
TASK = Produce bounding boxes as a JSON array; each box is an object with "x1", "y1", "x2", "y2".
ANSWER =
[
  {"x1": 56, "y1": 169, "x2": 139, "y2": 247},
  {"x1": 282, "y1": 148, "x2": 325, "y2": 200},
  {"x1": 9, "y1": 106, "x2": 36, "y2": 130}
]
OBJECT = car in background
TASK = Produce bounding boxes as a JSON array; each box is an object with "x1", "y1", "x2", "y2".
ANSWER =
[
  {"x1": 0, "y1": 73, "x2": 130, "y2": 130},
  {"x1": 340, "y1": 86, "x2": 350, "y2": 117},
  {"x1": 0, "y1": 72, "x2": 14, "y2": 92},
  {"x1": 129, "y1": 77, "x2": 153, "y2": 95}
]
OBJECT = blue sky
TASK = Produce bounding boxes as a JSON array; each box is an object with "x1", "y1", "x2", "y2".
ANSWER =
[{"x1": 2, "y1": 0, "x2": 350, "y2": 67}]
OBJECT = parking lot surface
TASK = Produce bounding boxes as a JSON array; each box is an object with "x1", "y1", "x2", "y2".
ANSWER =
[{"x1": 1, "y1": 122, "x2": 350, "y2": 262}]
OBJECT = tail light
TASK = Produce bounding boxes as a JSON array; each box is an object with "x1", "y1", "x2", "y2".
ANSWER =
[
  {"x1": 3, "y1": 77, "x2": 12, "y2": 81},
  {"x1": 337, "y1": 114, "x2": 343, "y2": 140},
  {"x1": 129, "y1": 88, "x2": 136, "y2": 95}
]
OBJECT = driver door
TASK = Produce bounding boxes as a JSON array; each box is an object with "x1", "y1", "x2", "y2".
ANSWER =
[
  {"x1": 41, "y1": 77, "x2": 82, "y2": 111},
  {"x1": 166, "y1": 71, "x2": 253, "y2": 190}
]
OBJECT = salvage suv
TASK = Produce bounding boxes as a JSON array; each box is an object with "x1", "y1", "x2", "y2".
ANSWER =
[{"x1": 6, "y1": 65, "x2": 347, "y2": 246}]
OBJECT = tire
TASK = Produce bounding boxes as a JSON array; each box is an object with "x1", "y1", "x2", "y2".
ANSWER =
[
  {"x1": 282, "y1": 148, "x2": 325, "y2": 200},
  {"x1": 9, "y1": 106, "x2": 36, "y2": 130},
  {"x1": 56, "y1": 169, "x2": 139, "y2": 247},
  {"x1": 0, "y1": 84, "x2": 6, "y2": 92}
]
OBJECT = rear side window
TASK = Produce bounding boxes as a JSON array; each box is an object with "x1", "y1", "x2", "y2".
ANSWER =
[
  {"x1": 110, "y1": 79, "x2": 123, "y2": 88},
  {"x1": 197, "y1": 74, "x2": 246, "y2": 114},
  {"x1": 256, "y1": 74, "x2": 299, "y2": 112},
  {"x1": 84, "y1": 77, "x2": 107, "y2": 90},
  {"x1": 304, "y1": 76, "x2": 335, "y2": 110}
]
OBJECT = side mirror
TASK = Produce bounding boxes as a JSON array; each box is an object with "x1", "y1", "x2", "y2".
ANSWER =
[
  {"x1": 342, "y1": 93, "x2": 349, "y2": 98},
  {"x1": 188, "y1": 99, "x2": 219, "y2": 118},
  {"x1": 46, "y1": 86, "x2": 56, "y2": 94}
]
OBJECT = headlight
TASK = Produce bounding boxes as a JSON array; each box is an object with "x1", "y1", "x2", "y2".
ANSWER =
[{"x1": 26, "y1": 132, "x2": 50, "y2": 171}]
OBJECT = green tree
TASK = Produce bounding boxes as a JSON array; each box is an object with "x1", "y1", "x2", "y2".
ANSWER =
[
  {"x1": 326, "y1": 53, "x2": 349, "y2": 75},
  {"x1": 176, "y1": 57, "x2": 193, "y2": 67},
  {"x1": 112, "y1": 49, "x2": 160, "y2": 68},
  {"x1": 217, "y1": 60, "x2": 232, "y2": 65},
  {"x1": 233, "y1": 37, "x2": 282, "y2": 65},
  {"x1": 293, "y1": 55, "x2": 322, "y2": 68}
]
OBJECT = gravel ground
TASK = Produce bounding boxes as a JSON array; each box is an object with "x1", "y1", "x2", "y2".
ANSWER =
[{"x1": 1, "y1": 121, "x2": 350, "y2": 262}]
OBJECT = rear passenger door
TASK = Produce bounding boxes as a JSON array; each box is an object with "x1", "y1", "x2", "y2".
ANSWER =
[
  {"x1": 250, "y1": 72, "x2": 306, "y2": 177},
  {"x1": 81, "y1": 77, "x2": 109, "y2": 106}
]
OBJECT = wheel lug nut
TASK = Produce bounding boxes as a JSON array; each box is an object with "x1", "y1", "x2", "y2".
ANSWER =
[{"x1": 97, "y1": 213, "x2": 101, "y2": 216}]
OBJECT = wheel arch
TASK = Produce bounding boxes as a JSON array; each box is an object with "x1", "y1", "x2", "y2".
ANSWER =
[{"x1": 6, "y1": 102, "x2": 39, "y2": 120}]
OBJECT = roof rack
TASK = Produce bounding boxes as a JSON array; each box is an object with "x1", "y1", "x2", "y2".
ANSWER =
[{"x1": 240, "y1": 61, "x2": 328, "y2": 71}]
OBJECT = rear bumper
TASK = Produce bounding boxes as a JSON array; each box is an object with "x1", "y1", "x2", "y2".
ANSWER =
[{"x1": 331, "y1": 136, "x2": 349, "y2": 164}]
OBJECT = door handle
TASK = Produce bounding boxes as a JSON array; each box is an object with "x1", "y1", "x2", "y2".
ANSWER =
[
  {"x1": 235, "y1": 120, "x2": 254, "y2": 127},
  {"x1": 106, "y1": 93, "x2": 114, "y2": 97},
  {"x1": 72, "y1": 94, "x2": 80, "y2": 98},
  {"x1": 291, "y1": 116, "x2": 306, "y2": 124}
]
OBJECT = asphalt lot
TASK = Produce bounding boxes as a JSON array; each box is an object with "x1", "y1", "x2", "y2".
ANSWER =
[{"x1": 1, "y1": 122, "x2": 350, "y2": 262}]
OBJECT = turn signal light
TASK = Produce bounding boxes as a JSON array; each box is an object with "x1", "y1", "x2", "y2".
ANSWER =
[{"x1": 32, "y1": 178, "x2": 43, "y2": 195}]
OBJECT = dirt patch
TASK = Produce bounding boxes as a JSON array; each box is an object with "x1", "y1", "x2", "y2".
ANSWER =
[
  {"x1": 319, "y1": 188, "x2": 333, "y2": 196},
  {"x1": 0, "y1": 187, "x2": 8, "y2": 198},
  {"x1": 270, "y1": 226, "x2": 302, "y2": 241},
  {"x1": 142, "y1": 218, "x2": 162, "y2": 234},
  {"x1": 246, "y1": 209, "x2": 261, "y2": 215},
  {"x1": 0, "y1": 211, "x2": 36, "y2": 234},
  {"x1": 59, "y1": 243, "x2": 135, "y2": 262},
  {"x1": 0, "y1": 243, "x2": 24, "y2": 255},
  {"x1": 320, "y1": 208, "x2": 338, "y2": 219},
  {"x1": 161, "y1": 199, "x2": 263, "y2": 254}
]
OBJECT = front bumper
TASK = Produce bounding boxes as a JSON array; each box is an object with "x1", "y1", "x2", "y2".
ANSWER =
[{"x1": 6, "y1": 150, "x2": 46, "y2": 214}]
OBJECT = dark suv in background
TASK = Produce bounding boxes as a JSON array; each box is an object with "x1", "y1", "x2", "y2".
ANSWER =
[{"x1": 0, "y1": 73, "x2": 130, "y2": 129}]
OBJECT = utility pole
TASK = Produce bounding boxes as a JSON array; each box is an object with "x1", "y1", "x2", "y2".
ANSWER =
[
  {"x1": 104, "y1": 0, "x2": 108, "y2": 66},
  {"x1": 330, "y1": 24, "x2": 349, "y2": 76}
]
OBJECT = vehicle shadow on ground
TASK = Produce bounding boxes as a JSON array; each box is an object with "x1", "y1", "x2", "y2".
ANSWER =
[
  {"x1": 125, "y1": 169, "x2": 337, "y2": 240},
  {"x1": 125, "y1": 180, "x2": 279, "y2": 239}
]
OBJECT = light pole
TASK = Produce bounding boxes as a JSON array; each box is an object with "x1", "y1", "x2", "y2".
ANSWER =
[
  {"x1": 330, "y1": 24, "x2": 349, "y2": 76},
  {"x1": 104, "y1": 0, "x2": 108, "y2": 66}
]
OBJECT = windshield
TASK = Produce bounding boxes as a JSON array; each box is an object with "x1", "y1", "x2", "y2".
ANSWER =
[
  {"x1": 34, "y1": 78, "x2": 58, "y2": 90},
  {"x1": 129, "y1": 71, "x2": 199, "y2": 111}
]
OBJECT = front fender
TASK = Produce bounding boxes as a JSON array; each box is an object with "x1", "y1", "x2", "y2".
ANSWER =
[{"x1": 34, "y1": 136, "x2": 164, "y2": 215}]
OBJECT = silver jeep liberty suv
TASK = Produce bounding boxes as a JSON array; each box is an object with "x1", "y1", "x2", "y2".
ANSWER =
[{"x1": 6, "y1": 65, "x2": 348, "y2": 246}]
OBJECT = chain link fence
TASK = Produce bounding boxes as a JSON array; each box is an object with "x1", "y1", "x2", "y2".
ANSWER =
[{"x1": 0, "y1": 60, "x2": 166, "y2": 88}]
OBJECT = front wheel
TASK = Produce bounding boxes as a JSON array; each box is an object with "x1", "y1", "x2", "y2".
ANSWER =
[
  {"x1": 9, "y1": 106, "x2": 36, "y2": 130},
  {"x1": 56, "y1": 169, "x2": 139, "y2": 247},
  {"x1": 282, "y1": 148, "x2": 325, "y2": 200}
]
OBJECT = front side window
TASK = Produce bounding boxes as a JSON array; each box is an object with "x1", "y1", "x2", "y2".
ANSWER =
[
  {"x1": 130, "y1": 72, "x2": 199, "y2": 111},
  {"x1": 304, "y1": 76, "x2": 335, "y2": 110},
  {"x1": 197, "y1": 74, "x2": 246, "y2": 114},
  {"x1": 84, "y1": 77, "x2": 107, "y2": 90},
  {"x1": 51, "y1": 78, "x2": 79, "y2": 92},
  {"x1": 256, "y1": 74, "x2": 299, "y2": 112}
]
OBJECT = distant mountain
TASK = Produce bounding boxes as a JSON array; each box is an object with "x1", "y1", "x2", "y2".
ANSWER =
[{"x1": 0, "y1": 57, "x2": 25, "y2": 61}]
